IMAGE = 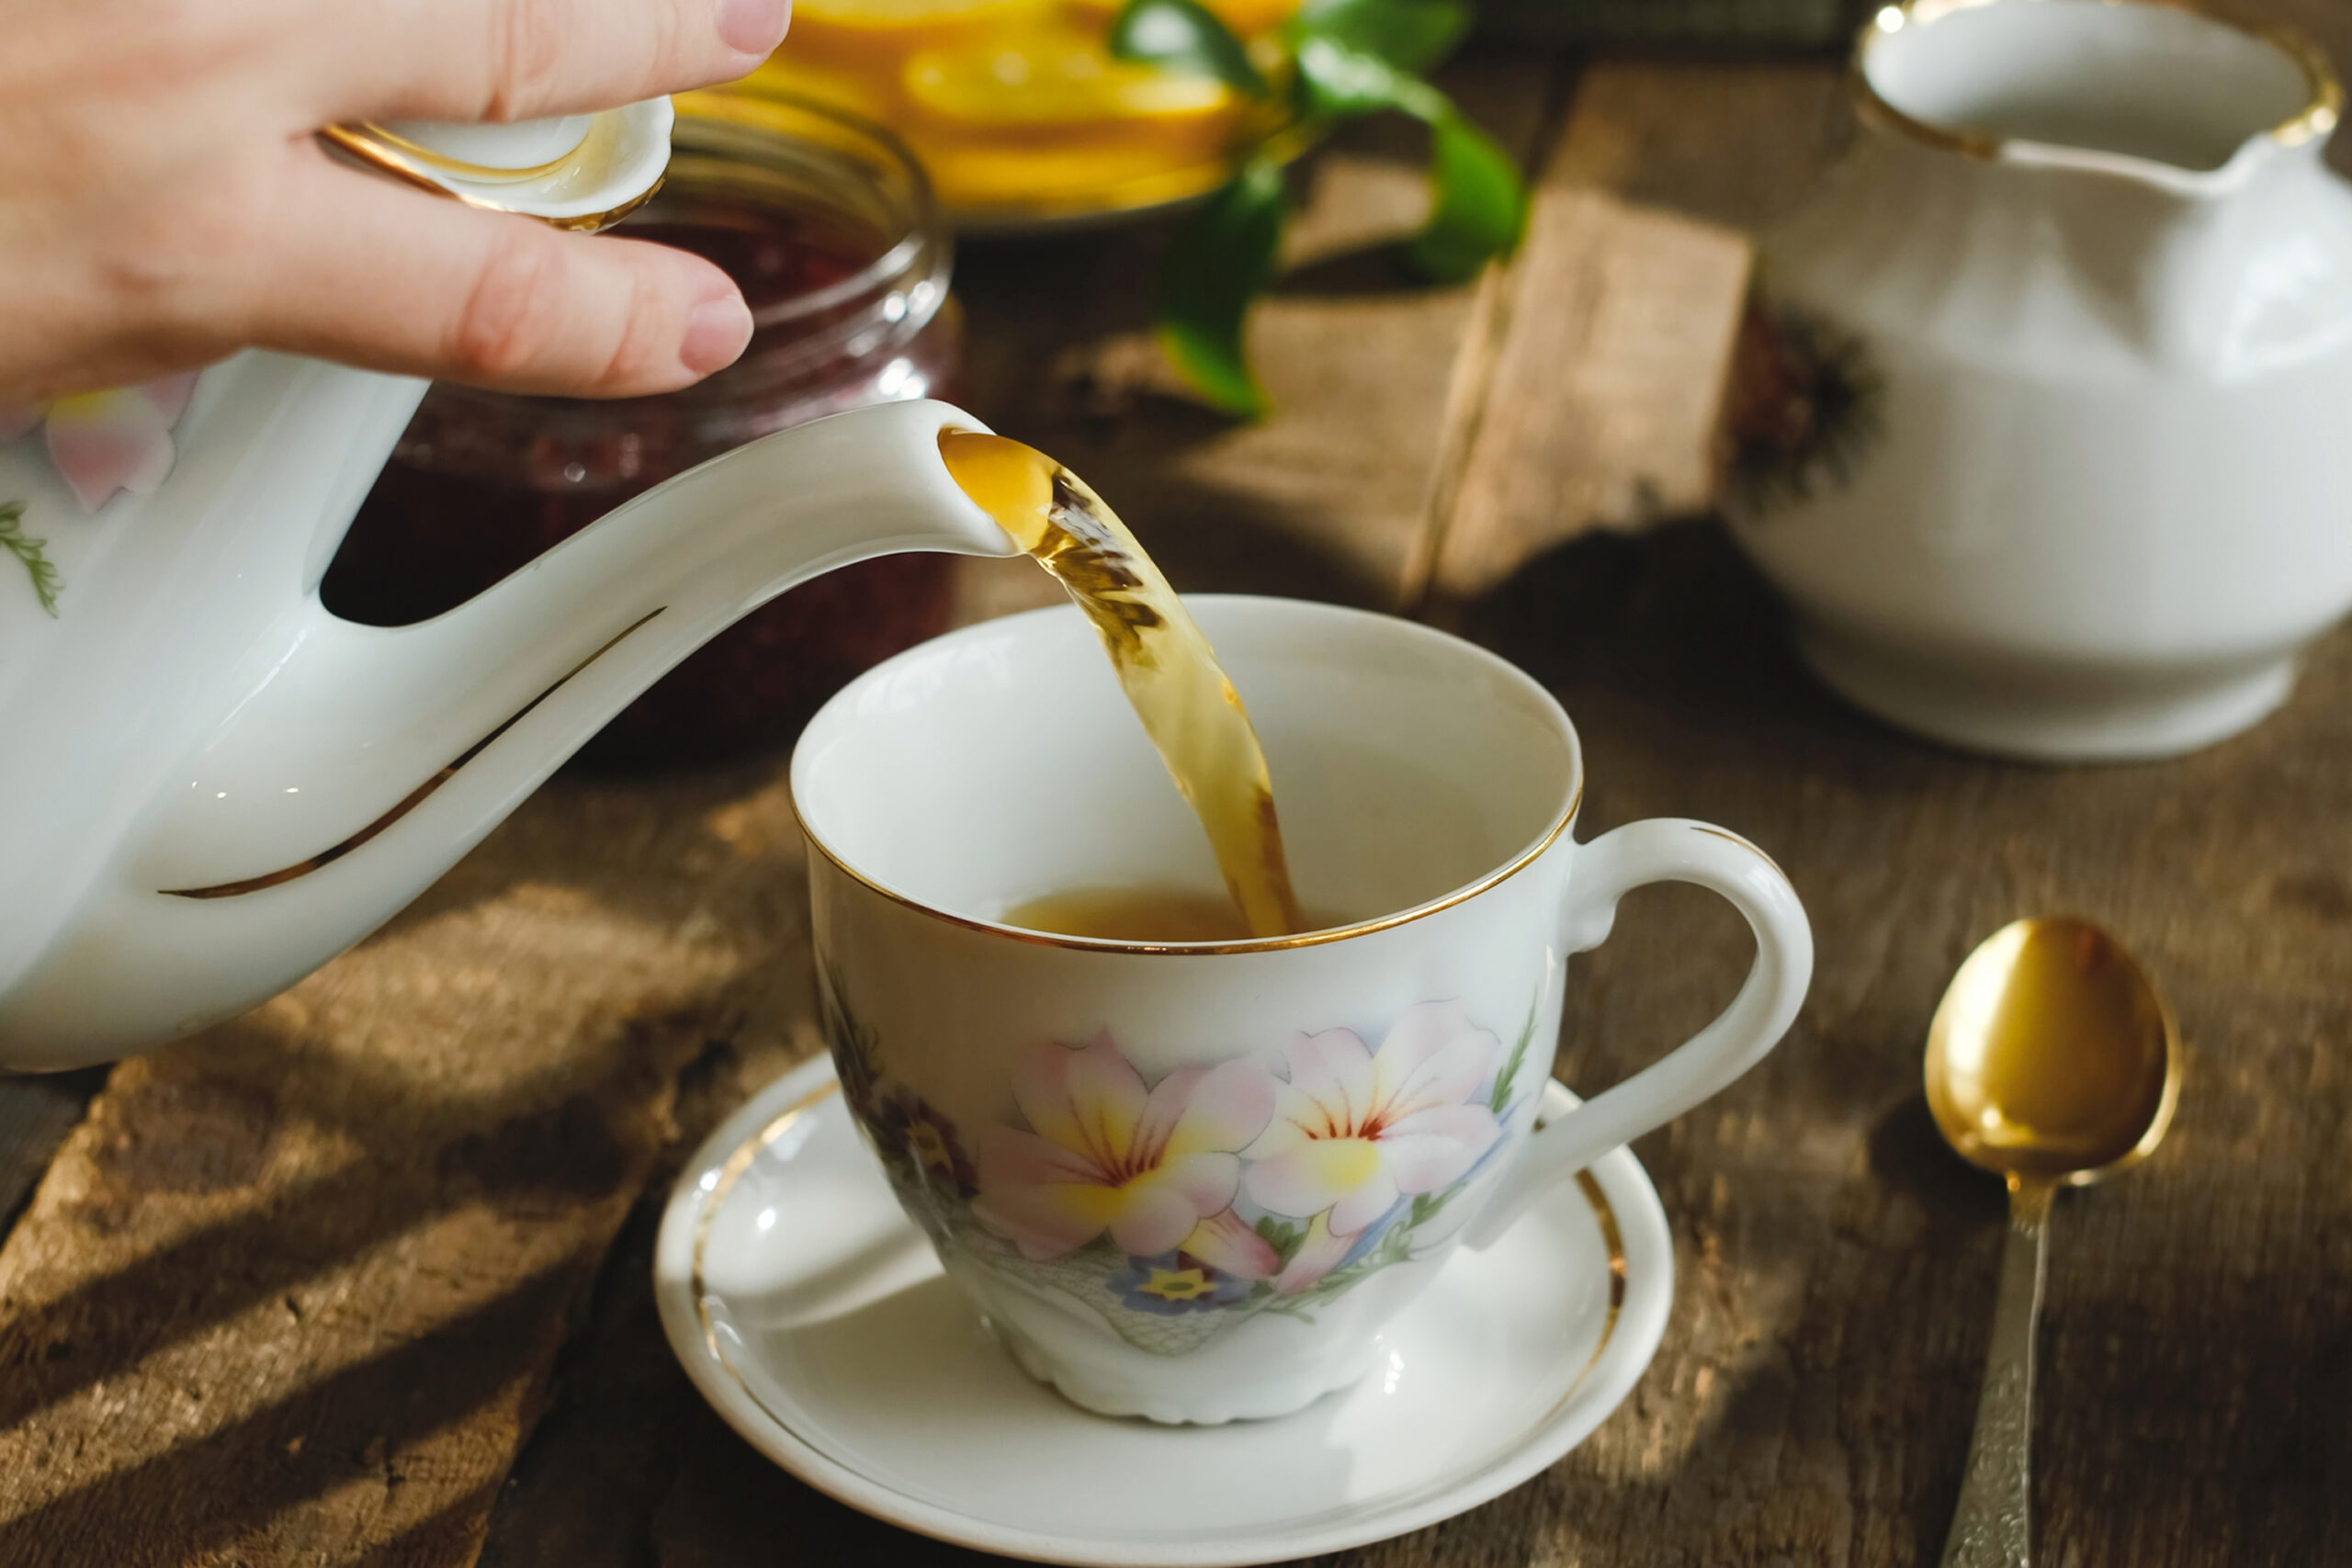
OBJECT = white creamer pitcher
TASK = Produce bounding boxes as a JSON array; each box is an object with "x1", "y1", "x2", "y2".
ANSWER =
[
  {"x1": 0, "y1": 107, "x2": 1015, "y2": 1069},
  {"x1": 1722, "y1": 0, "x2": 2351, "y2": 761}
]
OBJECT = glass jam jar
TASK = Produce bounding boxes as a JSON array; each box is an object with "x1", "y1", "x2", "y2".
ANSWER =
[{"x1": 324, "y1": 95, "x2": 961, "y2": 766}]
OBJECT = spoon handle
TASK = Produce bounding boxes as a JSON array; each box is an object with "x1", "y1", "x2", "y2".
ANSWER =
[{"x1": 1940, "y1": 1177, "x2": 2054, "y2": 1568}]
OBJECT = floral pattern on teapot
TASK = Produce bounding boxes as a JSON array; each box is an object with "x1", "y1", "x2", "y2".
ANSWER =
[
  {"x1": 1716, "y1": 296, "x2": 1882, "y2": 516},
  {"x1": 1, "y1": 373, "x2": 198, "y2": 615},
  {"x1": 825, "y1": 968, "x2": 1541, "y2": 1355}
]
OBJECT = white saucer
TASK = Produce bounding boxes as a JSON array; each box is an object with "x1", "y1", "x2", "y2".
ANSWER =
[{"x1": 654, "y1": 1055, "x2": 1674, "y2": 1567}]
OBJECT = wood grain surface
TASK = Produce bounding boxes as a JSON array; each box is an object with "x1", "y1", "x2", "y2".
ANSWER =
[
  {"x1": 6, "y1": 16, "x2": 2352, "y2": 1566},
  {"x1": 0, "y1": 767, "x2": 822, "y2": 1567}
]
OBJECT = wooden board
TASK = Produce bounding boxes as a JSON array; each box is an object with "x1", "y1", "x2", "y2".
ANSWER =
[{"x1": 1421, "y1": 62, "x2": 1849, "y2": 604}]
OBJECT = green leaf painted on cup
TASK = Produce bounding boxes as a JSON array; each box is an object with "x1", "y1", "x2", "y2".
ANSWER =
[
  {"x1": 1254, "y1": 1214, "x2": 1306, "y2": 1265},
  {"x1": 0, "y1": 501, "x2": 62, "y2": 617},
  {"x1": 1490, "y1": 998, "x2": 1537, "y2": 1113}
]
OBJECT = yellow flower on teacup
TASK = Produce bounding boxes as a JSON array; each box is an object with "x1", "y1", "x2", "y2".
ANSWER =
[
  {"x1": 1243, "y1": 1003, "x2": 1504, "y2": 1292},
  {"x1": 0, "y1": 374, "x2": 198, "y2": 513},
  {"x1": 972, "y1": 1035, "x2": 1283, "y2": 1280}
]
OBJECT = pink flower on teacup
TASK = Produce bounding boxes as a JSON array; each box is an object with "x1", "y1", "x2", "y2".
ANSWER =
[
  {"x1": 1, "y1": 374, "x2": 198, "y2": 513},
  {"x1": 1243, "y1": 1002, "x2": 1505, "y2": 1292},
  {"x1": 973, "y1": 1035, "x2": 1283, "y2": 1280}
]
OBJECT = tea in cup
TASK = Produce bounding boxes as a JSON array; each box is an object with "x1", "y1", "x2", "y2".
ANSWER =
[{"x1": 791, "y1": 595, "x2": 1812, "y2": 1423}]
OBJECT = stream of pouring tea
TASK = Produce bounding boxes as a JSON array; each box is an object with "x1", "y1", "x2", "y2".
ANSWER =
[{"x1": 937, "y1": 431, "x2": 1304, "y2": 938}]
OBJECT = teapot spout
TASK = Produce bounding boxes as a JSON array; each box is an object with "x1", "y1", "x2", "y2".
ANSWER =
[{"x1": 0, "y1": 400, "x2": 1014, "y2": 1066}]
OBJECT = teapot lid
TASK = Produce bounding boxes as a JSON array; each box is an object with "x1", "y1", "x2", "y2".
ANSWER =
[{"x1": 320, "y1": 101, "x2": 673, "y2": 233}]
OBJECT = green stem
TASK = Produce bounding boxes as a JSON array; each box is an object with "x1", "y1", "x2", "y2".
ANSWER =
[{"x1": 0, "y1": 502, "x2": 62, "y2": 616}]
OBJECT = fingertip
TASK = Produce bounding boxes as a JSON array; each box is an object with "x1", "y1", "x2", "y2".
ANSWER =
[
  {"x1": 717, "y1": 0, "x2": 791, "y2": 60},
  {"x1": 679, "y1": 287, "x2": 754, "y2": 377}
]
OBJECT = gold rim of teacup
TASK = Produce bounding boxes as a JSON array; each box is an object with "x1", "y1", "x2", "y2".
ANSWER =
[
  {"x1": 789, "y1": 775, "x2": 1584, "y2": 957},
  {"x1": 1849, "y1": 0, "x2": 2345, "y2": 163}
]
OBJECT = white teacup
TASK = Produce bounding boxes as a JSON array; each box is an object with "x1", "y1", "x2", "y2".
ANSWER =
[{"x1": 791, "y1": 597, "x2": 1812, "y2": 1424}]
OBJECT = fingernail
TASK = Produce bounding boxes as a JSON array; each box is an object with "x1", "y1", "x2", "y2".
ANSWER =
[
  {"x1": 718, "y1": 0, "x2": 791, "y2": 56},
  {"x1": 680, "y1": 292, "x2": 754, "y2": 375}
]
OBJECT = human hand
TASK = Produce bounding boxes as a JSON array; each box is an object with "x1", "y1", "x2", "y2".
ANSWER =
[{"x1": 0, "y1": 0, "x2": 790, "y2": 405}]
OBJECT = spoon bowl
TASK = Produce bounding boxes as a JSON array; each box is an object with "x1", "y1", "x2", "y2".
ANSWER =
[
  {"x1": 1926, "y1": 916, "x2": 2180, "y2": 1185},
  {"x1": 1923, "y1": 916, "x2": 2181, "y2": 1568}
]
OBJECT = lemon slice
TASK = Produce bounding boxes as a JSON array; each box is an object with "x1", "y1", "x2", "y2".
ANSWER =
[
  {"x1": 904, "y1": 24, "x2": 1234, "y2": 129},
  {"x1": 919, "y1": 140, "x2": 1210, "y2": 206},
  {"x1": 738, "y1": 57, "x2": 901, "y2": 123},
  {"x1": 1060, "y1": 0, "x2": 1299, "y2": 36},
  {"x1": 789, "y1": 0, "x2": 1048, "y2": 65},
  {"x1": 795, "y1": 0, "x2": 1035, "y2": 28}
]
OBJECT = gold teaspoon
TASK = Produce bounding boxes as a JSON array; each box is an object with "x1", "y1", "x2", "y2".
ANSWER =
[{"x1": 1925, "y1": 917, "x2": 2181, "y2": 1568}]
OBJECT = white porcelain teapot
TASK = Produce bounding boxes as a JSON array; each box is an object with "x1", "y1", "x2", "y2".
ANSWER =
[
  {"x1": 1723, "y1": 0, "x2": 2352, "y2": 761},
  {"x1": 0, "y1": 107, "x2": 1014, "y2": 1070}
]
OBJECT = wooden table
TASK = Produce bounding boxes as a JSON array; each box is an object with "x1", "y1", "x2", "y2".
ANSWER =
[{"x1": 6, "y1": 11, "x2": 2351, "y2": 1563}]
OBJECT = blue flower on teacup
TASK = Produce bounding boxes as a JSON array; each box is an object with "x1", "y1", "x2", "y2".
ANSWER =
[
  {"x1": 970, "y1": 1034, "x2": 1283, "y2": 1282},
  {"x1": 1110, "y1": 1250, "x2": 1260, "y2": 1316},
  {"x1": 1, "y1": 375, "x2": 198, "y2": 513},
  {"x1": 874, "y1": 1086, "x2": 978, "y2": 1199},
  {"x1": 1242, "y1": 1003, "x2": 1504, "y2": 1293}
]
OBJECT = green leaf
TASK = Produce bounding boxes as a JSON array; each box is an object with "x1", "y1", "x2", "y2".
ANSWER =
[
  {"x1": 1110, "y1": 0, "x2": 1268, "y2": 96},
  {"x1": 1291, "y1": 40, "x2": 1526, "y2": 283},
  {"x1": 1139, "y1": 3, "x2": 1519, "y2": 415},
  {"x1": 0, "y1": 501, "x2": 62, "y2": 617},
  {"x1": 1253, "y1": 1214, "x2": 1305, "y2": 1264},
  {"x1": 1290, "y1": 0, "x2": 1469, "y2": 72},
  {"x1": 1407, "y1": 108, "x2": 1528, "y2": 282},
  {"x1": 1291, "y1": 35, "x2": 1444, "y2": 118},
  {"x1": 1157, "y1": 153, "x2": 1289, "y2": 419},
  {"x1": 1490, "y1": 997, "x2": 1538, "y2": 1113}
]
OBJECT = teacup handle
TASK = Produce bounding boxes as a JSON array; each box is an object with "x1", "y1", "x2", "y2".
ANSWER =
[{"x1": 1467, "y1": 818, "x2": 1812, "y2": 1246}]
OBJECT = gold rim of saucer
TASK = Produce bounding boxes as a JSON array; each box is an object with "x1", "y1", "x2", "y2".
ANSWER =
[{"x1": 1849, "y1": 0, "x2": 2344, "y2": 163}]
